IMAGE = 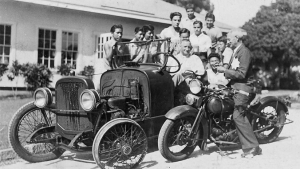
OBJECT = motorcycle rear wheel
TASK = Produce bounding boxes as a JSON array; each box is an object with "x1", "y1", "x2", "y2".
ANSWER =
[
  {"x1": 158, "y1": 116, "x2": 198, "y2": 162},
  {"x1": 8, "y1": 102, "x2": 64, "y2": 162},
  {"x1": 252, "y1": 102, "x2": 286, "y2": 144}
]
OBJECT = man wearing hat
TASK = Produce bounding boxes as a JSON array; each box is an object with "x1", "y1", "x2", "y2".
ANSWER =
[{"x1": 216, "y1": 30, "x2": 262, "y2": 158}]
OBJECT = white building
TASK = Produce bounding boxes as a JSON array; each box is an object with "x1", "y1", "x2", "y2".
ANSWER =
[{"x1": 0, "y1": 0, "x2": 235, "y2": 90}]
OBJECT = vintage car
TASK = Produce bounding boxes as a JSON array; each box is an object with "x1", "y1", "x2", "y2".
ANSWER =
[{"x1": 8, "y1": 39, "x2": 181, "y2": 169}]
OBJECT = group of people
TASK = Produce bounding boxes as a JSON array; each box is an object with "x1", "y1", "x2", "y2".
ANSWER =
[{"x1": 100, "y1": 4, "x2": 262, "y2": 159}]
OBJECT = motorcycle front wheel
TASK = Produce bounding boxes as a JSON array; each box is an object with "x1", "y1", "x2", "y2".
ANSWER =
[
  {"x1": 158, "y1": 116, "x2": 198, "y2": 162},
  {"x1": 252, "y1": 102, "x2": 286, "y2": 144}
]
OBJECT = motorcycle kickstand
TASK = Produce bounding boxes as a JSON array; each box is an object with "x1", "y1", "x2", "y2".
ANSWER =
[{"x1": 215, "y1": 144, "x2": 236, "y2": 159}]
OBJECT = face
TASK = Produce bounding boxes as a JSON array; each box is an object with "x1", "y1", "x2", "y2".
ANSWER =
[
  {"x1": 227, "y1": 34, "x2": 238, "y2": 49},
  {"x1": 144, "y1": 30, "x2": 153, "y2": 40},
  {"x1": 193, "y1": 23, "x2": 202, "y2": 36},
  {"x1": 112, "y1": 28, "x2": 123, "y2": 41},
  {"x1": 186, "y1": 8, "x2": 194, "y2": 19},
  {"x1": 217, "y1": 41, "x2": 226, "y2": 52},
  {"x1": 181, "y1": 41, "x2": 192, "y2": 56},
  {"x1": 135, "y1": 31, "x2": 144, "y2": 41},
  {"x1": 171, "y1": 16, "x2": 181, "y2": 28},
  {"x1": 205, "y1": 17, "x2": 214, "y2": 28},
  {"x1": 180, "y1": 32, "x2": 190, "y2": 41},
  {"x1": 209, "y1": 57, "x2": 220, "y2": 70}
]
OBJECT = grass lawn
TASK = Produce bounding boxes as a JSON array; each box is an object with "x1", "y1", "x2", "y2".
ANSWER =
[{"x1": 0, "y1": 98, "x2": 33, "y2": 150}]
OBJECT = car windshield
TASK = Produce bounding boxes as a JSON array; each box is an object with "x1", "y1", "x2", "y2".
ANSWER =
[{"x1": 112, "y1": 39, "x2": 171, "y2": 68}]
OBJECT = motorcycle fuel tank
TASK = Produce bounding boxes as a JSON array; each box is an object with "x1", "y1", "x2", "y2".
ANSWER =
[{"x1": 207, "y1": 96, "x2": 234, "y2": 114}]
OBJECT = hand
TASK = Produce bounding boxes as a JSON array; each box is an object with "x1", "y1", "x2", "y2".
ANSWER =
[
  {"x1": 216, "y1": 66, "x2": 226, "y2": 73},
  {"x1": 249, "y1": 94, "x2": 261, "y2": 107}
]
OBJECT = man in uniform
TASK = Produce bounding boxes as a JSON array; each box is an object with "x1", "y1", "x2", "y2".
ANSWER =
[{"x1": 216, "y1": 30, "x2": 262, "y2": 158}]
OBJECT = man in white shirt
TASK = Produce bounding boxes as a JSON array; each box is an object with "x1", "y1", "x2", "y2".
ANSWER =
[
  {"x1": 190, "y1": 20, "x2": 212, "y2": 68},
  {"x1": 190, "y1": 21, "x2": 212, "y2": 54},
  {"x1": 216, "y1": 36, "x2": 233, "y2": 68},
  {"x1": 132, "y1": 25, "x2": 156, "y2": 63},
  {"x1": 167, "y1": 39, "x2": 205, "y2": 86},
  {"x1": 206, "y1": 53, "x2": 229, "y2": 88},
  {"x1": 129, "y1": 27, "x2": 144, "y2": 61},
  {"x1": 202, "y1": 12, "x2": 222, "y2": 48},
  {"x1": 181, "y1": 3, "x2": 198, "y2": 34},
  {"x1": 160, "y1": 12, "x2": 182, "y2": 43}
]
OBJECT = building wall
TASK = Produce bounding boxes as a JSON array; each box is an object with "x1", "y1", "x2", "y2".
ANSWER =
[{"x1": 0, "y1": 1, "x2": 169, "y2": 88}]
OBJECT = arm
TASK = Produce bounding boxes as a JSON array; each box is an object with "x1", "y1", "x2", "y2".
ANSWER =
[
  {"x1": 104, "y1": 41, "x2": 115, "y2": 63},
  {"x1": 224, "y1": 48, "x2": 251, "y2": 79},
  {"x1": 203, "y1": 36, "x2": 212, "y2": 52},
  {"x1": 194, "y1": 56, "x2": 205, "y2": 75}
]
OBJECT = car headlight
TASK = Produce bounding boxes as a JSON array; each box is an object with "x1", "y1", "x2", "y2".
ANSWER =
[
  {"x1": 80, "y1": 89, "x2": 100, "y2": 111},
  {"x1": 189, "y1": 79, "x2": 202, "y2": 94},
  {"x1": 34, "y1": 88, "x2": 52, "y2": 108}
]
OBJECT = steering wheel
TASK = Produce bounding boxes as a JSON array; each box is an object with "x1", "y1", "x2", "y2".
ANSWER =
[{"x1": 164, "y1": 53, "x2": 181, "y2": 73}]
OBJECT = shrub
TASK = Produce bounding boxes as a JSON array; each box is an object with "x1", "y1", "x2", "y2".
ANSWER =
[
  {"x1": 0, "y1": 63, "x2": 8, "y2": 81},
  {"x1": 79, "y1": 65, "x2": 94, "y2": 79},
  {"x1": 6, "y1": 60, "x2": 24, "y2": 98},
  {"x1": 22, "y1": 63, "x2": 53, "y2": 92},
  {"x1": 57, "y1": 63, "x2": 73, "y2": 76}
]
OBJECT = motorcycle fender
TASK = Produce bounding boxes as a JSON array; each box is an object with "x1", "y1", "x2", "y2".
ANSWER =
[
  {"x1": 165, "y1": 105, "x2": 199, "y2": 120},
  {"x1": 165, "y1": 105, "x2": 209, "y2": 151},
  {"x1": 257, "y1": 96, "x2": 289, "y2": 113}
]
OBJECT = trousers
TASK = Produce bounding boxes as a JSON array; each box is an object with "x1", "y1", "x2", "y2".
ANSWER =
[{"x1": 233, "y1": 93, "x2": 259, "y2": 150}]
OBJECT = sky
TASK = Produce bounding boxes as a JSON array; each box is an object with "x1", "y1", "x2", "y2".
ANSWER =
[{"x1": 210, "y1": 0, "x2": 276, "y2": 28}]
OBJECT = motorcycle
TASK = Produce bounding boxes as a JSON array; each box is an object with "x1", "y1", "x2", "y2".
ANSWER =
[{"x1": 158, "y1": 71, "x2": 293, "y2": 162}]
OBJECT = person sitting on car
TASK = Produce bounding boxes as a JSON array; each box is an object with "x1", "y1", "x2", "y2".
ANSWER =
[
  {"x1": 132, "y1": 25, "x2": 157, "y2": 63},
  {"x1": 206, "y1": 53, "x2": 229, "y2": 89},
  {"x1": 129, "y1": 27, "x2": 144, "y2": 61},
  {"x1": 167, "y1": 39, "x2": 204, "y2": 105},
  {"x1": 94, "y1": 24, "x2": 128, "y2": 90},
  {"x1": 167, "y1": 39, "x2": 205, "y2": 87}
]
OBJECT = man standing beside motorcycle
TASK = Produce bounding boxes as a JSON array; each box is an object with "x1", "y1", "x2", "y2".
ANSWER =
[{"x1": 216, "y1": 30, "x2": 262, "y2": 158}]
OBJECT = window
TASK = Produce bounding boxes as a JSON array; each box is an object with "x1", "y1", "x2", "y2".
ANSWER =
[
  {"x1": 62, "y1": 31, "x2": 78, "y2": 68},
  {"x1": 38, "y1": 29, "x2": 56, "y2": 68},
  {"x1": 0, "y1": 24, "x2": 11, "y2": 64},
  {"x1": 97, "y1": 33, "x2": 112, "y2": 59}
]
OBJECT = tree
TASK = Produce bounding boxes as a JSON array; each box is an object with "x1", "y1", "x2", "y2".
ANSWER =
[
  {"x1": 242, "y1": 0, "x2": 300, "y2": 88},
  {"x1": 242, "y1": 0, "x2": 300, "y2": 64},
  {"x1": 163, "y1": 0, "x2": 214, "y2": 13}
]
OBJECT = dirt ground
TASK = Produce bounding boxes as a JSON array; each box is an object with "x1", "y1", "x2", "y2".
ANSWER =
[{"x1": 1, "y1": 107, "x2": 299, "y2": 169}]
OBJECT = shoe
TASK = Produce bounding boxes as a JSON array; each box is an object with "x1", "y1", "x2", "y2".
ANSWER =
[{"x1": 241, "y1": 146, "x2": 262, "y2": 158}]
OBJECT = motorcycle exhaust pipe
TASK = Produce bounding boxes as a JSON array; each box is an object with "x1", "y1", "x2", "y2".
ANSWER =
[{"x1": 210, "y1": 135, "x2": 238, "y2": 145}]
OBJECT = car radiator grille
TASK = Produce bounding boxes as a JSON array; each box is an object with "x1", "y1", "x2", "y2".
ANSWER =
[{"x1": 56, "y1": 82, "x2": 83, "y2": 110}]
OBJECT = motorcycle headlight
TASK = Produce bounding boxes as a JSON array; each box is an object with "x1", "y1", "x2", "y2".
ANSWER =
[
  {"x1": 186, "y1": 93, "x2": 202, "y2": 106},
  {"x1": 34, "y1": 88, "x2": 52, "y2": 108},
  {"x1": 80, "y1": 89, "x2": 100, "y2": 111},
  {"x1": 189, "y1": 79, "x2": 202, "y2": 94}
]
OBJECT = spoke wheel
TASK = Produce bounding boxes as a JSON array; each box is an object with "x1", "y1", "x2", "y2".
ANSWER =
[
  {"x1": 92, "y1": 118, "x2": 147, "y2": 169},
  {"x1": 8, "y1": 101, "x2": 64, "y2": 162},
  {"x1": 252, "y1": 102, "x2": 286, "y2": 144},
  {"x1": 158, "y1": 116, "x2": 198, "y2": 162}
]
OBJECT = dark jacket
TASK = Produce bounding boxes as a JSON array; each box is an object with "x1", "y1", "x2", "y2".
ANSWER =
[{"x1": 224, "y1": 44, "x2": 253, "y2": 93}]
